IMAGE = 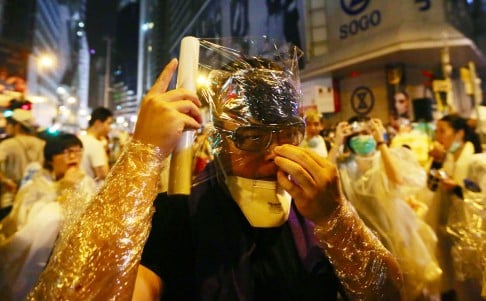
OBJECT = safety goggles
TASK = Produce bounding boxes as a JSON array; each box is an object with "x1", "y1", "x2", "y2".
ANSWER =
[{"x1": 217, "y1": 122, "x2": 305, "y2": 152}]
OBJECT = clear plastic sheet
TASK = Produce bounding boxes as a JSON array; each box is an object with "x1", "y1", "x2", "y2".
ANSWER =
[
  {"x1": 195, "y1": 37, "x2": 304, "y2": 183},
  {"x1": 314, "y1": 200, "x2": 403, "y2": 301},
  {"x1": 28, "y1": 141, "x2": 164, "y2": 300},
  {"x1": 445, "y1": 154, "x2": 486, "y2": 293},
  {"x1": 338, "y1": 147, "x2": 442, "y2": 300}
]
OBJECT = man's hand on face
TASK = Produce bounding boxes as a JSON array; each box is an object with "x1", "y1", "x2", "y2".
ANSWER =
[
  {"x1": 133, "y1": 59, "x2": 203, "y2": 154},
  {"x1": 273, "y1": 145, "x2": 342, "y2": 225}
]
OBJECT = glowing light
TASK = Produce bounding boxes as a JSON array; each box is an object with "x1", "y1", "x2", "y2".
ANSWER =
[
  {"x1": 38, "y1": 54, "x2": 56, "y2": 69},
  {"x1": 57, "y1": 86, "x2": 67, "y2": 95},
  {"x1": 67, "y1": 96, "x2": 77, "y2": 104},
  {"x1": 142, "y1": 22, "x2": 154, "y2": 31},
  {"x1": 197, "y1": 75, "x2": 209, "y2": 87},
  {"x1": 47, "y1": 125, "x2": 60, "y2": 134}
]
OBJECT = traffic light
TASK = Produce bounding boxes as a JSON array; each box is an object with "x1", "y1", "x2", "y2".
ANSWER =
[{"x1": 8, "y1": 99, "x2": 32, "y2": 110}]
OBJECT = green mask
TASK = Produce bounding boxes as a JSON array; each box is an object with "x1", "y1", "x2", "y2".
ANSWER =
[
  {"x1": 448, "y1": 141, "x2": 461, "y2": 153},
  {"x1": 350, "y1": 135, "x2": 376, "y2": 156}
]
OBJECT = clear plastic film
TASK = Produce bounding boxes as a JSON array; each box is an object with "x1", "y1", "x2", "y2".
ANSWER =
[
  {"x1": 193, "y1": 37, "x2": 305, "y2": 184},
  {"x1": 314, "y1": 200, "x2": 403, "y2": 301},
  {"x1": 338, "y1": 147, "x2": 442, "y2": 300},
  {"x1": 28, "y1": 140, "x2": 165, "y2": 300},
  {"x1": 445, "y1": 154, "x2": 486, "y2": 291}
]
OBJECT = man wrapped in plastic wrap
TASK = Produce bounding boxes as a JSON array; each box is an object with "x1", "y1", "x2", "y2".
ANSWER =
[
  {"x1": 446, "y1": 153, "x2": 486, "y2": 299},
  {"x1": 328, "y1": 118, "x2": 442, "y2": 300},
  {"x1": 28, "y1": 38, "x2": 402, "y2": 301}
]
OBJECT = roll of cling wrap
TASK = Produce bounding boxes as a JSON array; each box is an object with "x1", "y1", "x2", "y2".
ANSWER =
[{"x1": 168, "y1": 36, "x2": 200, "y2": 195}]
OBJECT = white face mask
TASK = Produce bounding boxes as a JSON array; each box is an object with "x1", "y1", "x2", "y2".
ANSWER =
[{"x1": 226, "y1": 176, "x2": 292, "y2": 228}]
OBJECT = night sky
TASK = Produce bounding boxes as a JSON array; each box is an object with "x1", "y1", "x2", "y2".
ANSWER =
[{"x1": 85, "y1": 0, "x2": 117, "y2": 56}]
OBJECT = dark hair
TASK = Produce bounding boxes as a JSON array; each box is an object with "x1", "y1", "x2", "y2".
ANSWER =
[
  {"x1": 43, "y1": 133, "x2": 83, "y2": 170},
  {"x1": 440, "y1": 114, "x2": 482, "y2": 153},
  {"x1": 208, "y1": 56, "x2": 301, "y2": 125},
  {"x1": 392, "y1": 91, "x2": 411, "y2": 119},
  {"x1": 88, "y1": 107, "x2": 113, "y2": 127},
  {"x1": 394, "y1": 90, "x2": 409, "y2": 100}
]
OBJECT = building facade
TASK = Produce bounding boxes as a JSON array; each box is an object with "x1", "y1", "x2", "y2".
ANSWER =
[
  {"x1": 0, "y1": 0, "x2": 89, "y2": 130},
  {"x1": 302, "y1": 0, "x2": 486, "y2": 126},
  {"x1": 136, "y1": 0, "x2": 486, "y2": 128}
]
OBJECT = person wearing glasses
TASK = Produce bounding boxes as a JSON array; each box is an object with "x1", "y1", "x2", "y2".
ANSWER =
[
  {"x1": 0, "y1": 133, "x2": 96, "y2": 301},
  {"x1": 29, "y1": 56, "x2": 402, "y2": 300}
]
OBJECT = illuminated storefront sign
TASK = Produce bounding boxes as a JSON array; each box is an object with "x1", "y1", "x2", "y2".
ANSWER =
[
  {"x1": 340, "y1": 9, "x2": 381, "y2": 39},
  {"x1": 339, "y1": 0, "x2": 381, "y2": 39},
  {"x1": 340, "y1": 0, "x2": 370, "y2": 15},
  {"x1": 338, "y1": 0, "x2": 432, "y2": 40}
]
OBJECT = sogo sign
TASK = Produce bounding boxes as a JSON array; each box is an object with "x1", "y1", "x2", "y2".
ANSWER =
[{"x1": 339, "y1": 0, "x2": 381, "y2": 39}]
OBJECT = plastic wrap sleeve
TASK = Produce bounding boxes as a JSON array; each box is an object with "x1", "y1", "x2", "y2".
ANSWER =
[
  {"x1": 28, "y1": 140, "x2": 166, "y2": 301},
  {"x1": 314, "y1": 200, "x2": 403, "y2": 301}
]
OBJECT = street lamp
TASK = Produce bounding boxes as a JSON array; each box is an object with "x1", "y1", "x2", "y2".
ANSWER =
[
  {"x1": 37, "y1": 54, "x2": 56, "y2": 70},
  {"x1": 34, "y1": 52, "x2": 57, "y2": 96}
]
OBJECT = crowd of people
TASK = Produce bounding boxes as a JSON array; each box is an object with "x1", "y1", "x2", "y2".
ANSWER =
[
  {"x1": 0, "y1": 106, "x2": 120, "y2": 299},
  {"x1": 0, "y1": 39, "x2": 484, "y2": 301}
]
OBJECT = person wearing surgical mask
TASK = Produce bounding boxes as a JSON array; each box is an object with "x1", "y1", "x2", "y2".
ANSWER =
[
  {"x1": 28, "y1": 40, "x2": 402, "y2": 301},
  {"x1": 426, "y1": 113, "x2": 483, "y2": 301},
  {"x1": 329, "y1": 117, "x2": 442, "y2": 301}
]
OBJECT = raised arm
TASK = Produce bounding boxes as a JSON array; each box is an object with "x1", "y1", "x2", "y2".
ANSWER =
[
  {"x1": 274, "y1": 145, "x2": 403, "y2": 300},
  {"x1": 28, "y1": 59, "x2": 202, "y2": 301},
  {"x1": 369, "y1": 118, "x2": 404, "y2": 185},
  {"x1": 328, "y1": 121, "x2": 349, "y2": 164}
]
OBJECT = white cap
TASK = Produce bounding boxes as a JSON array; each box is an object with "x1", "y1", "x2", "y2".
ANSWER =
[{"x1": 11, "y1": 109, "x2": 36, "y2": 130}]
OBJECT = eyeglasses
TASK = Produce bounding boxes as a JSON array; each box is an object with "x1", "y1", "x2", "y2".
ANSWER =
[
  {"x1": 61, "y1": 147, "x2": 83, "y2": 157},
  {"x1": 218, "y1": 122, "x2": 305, "y2": 152}
]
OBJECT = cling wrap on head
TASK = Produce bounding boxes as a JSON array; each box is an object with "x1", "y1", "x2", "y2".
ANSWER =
[
  {"x1": 197, "y1": 38, "x2": 304, "y2": 156},
  {"x1": 206, "y1": 61, "x2": 301, "y2": 125}
]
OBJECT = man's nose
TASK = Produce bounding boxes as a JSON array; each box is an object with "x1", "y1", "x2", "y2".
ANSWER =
[{"x1": 265, "y1": 133, "x2": 281, "y2": 153}]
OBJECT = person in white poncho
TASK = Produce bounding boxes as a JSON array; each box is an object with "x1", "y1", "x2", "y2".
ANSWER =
[
  {"x1": 329, "y1": 116, "x2": 442, "y2": 301},
  {"x1": 0, "y1": 133, "x2": 96, "y2": 301}
]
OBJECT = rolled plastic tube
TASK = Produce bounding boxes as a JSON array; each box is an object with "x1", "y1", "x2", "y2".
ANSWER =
[{"x1": 168, "y1": 36, "x2": 200, "y2": 195}]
